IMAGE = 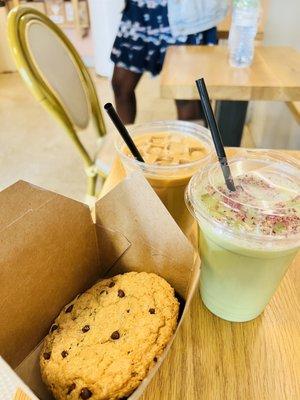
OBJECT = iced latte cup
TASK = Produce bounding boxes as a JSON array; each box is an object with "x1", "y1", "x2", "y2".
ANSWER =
[
  {"x1": 186, "y1": 152, "x2": 300, "y2": 322},
  {"x1": 115, "y1": 121, "x2": 213, "y2": 235}
]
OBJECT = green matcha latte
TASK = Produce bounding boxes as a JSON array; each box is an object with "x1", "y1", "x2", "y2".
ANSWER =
[{"x1": 186, "y1": 153, "x2": 300, "y2": 322}]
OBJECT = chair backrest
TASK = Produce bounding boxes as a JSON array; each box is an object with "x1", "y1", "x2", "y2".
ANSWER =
[{"x1": 7, "y1": 6, "x2": 106, "y2": 169}]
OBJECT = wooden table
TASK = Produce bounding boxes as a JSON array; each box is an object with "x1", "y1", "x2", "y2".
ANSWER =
[
  {"x1": 102, "y1": 148, "x2": 300, "y2": 400},
  {"x1": 161, "y1": 46, "x2": 300, "y2": 146}
]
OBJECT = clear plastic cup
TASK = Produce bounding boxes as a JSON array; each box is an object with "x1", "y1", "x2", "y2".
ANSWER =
[
  {"x1": 115, "y1": 120, "x2": 213, "y2": 235},
  {"x1": 185, "y1": 151, "x2": 300, "y2": 322}
]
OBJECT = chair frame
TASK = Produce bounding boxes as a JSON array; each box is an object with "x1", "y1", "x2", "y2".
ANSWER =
[{"x1": 7, "y1": 6, "x2": 107, "y2": 197}]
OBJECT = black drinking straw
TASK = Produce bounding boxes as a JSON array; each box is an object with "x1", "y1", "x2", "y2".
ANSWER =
[
  {"x1": 196, "y1": 78, "x2": 236, "y2": 192},
  {"x1": 104, "y1": 103, "x2": 145, "y2": 163}
]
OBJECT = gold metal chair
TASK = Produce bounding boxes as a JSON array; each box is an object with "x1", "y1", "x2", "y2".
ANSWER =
[{"x1": 7, "y1": 6, "x2": 107, "y2": 201}]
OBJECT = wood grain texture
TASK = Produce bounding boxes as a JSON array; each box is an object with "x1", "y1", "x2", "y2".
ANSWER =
[
  {"x1": 13, "y1": 389, "x2": 31, "y2": 400},
  {"x1": 140, "y1": 257, "x2": 300, "y2": 400},
  {"x1": 102, "y1": 149, "x2": 300, "y2": 400},
  {"x1": 287, "y1": 101, "x2": 300, "y2": 124},
  {"x1": 160, "y1": 46, "x2": 300, "y2": 101}
]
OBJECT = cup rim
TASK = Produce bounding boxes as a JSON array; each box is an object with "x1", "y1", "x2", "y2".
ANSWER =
[
  {"x1": 114, "y1": 120, "x2": 213, "y2": 172},
  {"x1": 185, "y1": 154, "x2": 300, "y2": 248}
]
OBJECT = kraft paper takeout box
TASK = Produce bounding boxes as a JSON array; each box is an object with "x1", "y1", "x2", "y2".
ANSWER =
[{"x1": 0, "y1": 173, "x2": 200, "y2": 400}]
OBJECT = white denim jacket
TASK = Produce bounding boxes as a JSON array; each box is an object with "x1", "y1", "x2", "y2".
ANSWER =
[{"x1": 168, "y1": 0, "x2": 229, "y2": 37}]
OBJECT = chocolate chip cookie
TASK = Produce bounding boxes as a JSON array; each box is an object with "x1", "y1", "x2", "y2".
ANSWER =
[{"x1": 40, "y1": 272, "x2": 179, "y2": 400}]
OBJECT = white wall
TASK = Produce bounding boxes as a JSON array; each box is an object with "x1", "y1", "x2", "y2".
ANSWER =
[
  {"x1": 264, "y1": 0, "x2": 300, "y2": 51},
  {"x1": 251, "y1": 0, "x2": 300, "y2": 150}
]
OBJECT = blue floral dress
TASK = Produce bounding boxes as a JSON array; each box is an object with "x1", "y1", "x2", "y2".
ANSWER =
[{"x1": 111, "y1": 0, "x2": 217, "y2": 76}]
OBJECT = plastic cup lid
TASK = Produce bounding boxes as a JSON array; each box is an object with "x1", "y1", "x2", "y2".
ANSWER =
[{"x1": 186, "y1": 152, "x2": 300, "y2": 245}]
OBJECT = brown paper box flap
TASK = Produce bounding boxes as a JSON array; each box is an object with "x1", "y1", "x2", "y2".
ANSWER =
[
  {"x1": 95, "y1": 172, "x2": 196, "y2": 299},
  {"x1": 1, "y1": 175, "x2": 200, "y2": 400},
  {"x1": 0, "y1": 181, "x2": 57, "y2": 230},
  {"x1": 0, "y1": 181, "x2": 130, "y2": 369},
  {"x1": 16, "y1": 345, "x2": 51, "y2": 400}
]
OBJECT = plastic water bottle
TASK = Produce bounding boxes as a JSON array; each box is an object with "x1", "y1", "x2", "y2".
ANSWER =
[{"x1": 229, "y1": 0, "x2": 260, "y2": 67}]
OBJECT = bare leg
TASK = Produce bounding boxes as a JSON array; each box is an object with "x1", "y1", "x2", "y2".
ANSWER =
[
  {"x1": 111, "y1": 66, "x2": 142, "y2": 124},
  {"x1": 175, "y1": 100, "x2": 205, "y2": 121}
]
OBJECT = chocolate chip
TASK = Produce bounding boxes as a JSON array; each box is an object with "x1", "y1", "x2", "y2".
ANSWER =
[
  {"x1": 80, "y1": 388, "x2": 92, "y2": 399},
  {"x1": 82, "y1": 325, "x2": 90, "y2": 333},
  {"x1": 118, "y1": 289, "x2": 125, "y2": 298},
  {"x1": 65, "y1": 304, "x2": 74, "y2": 313},
  {"x1": 126, "y1": 309, "x2": 130, "y2": 313},
  {"x1": 108, "y1": 281, "x2": 115, "y2": 288},
  {"x1": 111, "y1": 331, "x2": 120, "y2": 340},
  {"x1": 67, "y1": 383, "x2": 76, "y2": 394},
  {"x1": 149, "y1": 308, "x2": 155, "y2": 314},
  {"x1": 43, "y1": 352, "x2": 51, "y2": 360},
  {"x1": 153, "y1": 357, "x2": 158, "y2": 362},
  {"x1": 50, "y1": 324, "x2": 58, "y2": 333},
  {"x1": 61, "y1": 350, "x2": 68, "y2": 358}
]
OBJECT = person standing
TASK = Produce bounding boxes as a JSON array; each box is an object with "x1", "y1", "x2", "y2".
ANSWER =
[{"x1": 111, "y1": 0, "x2": 228, "y2": 124}]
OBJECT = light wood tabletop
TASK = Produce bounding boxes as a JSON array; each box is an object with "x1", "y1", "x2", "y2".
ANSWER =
[
  {"x1": 102, "y1": 148, "x2": 300, "y2": 400},
  {"x1": 160, "y1": 46, "x2": 300, "y2": 101}
]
